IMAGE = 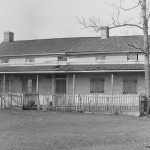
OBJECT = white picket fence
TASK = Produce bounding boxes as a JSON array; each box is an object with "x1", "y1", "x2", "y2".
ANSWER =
[{"x1": 0, "y1": 93, "x2": 142, "y2": 116}]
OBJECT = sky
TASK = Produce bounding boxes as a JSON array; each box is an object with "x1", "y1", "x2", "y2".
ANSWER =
[{"x1": 0, "y1": 0, "x2": 145, "y2": 42}]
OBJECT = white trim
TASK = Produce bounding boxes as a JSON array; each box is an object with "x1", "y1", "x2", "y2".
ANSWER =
[{"x1": 0, "y1": 70, "x2": 144, "y2": 74}]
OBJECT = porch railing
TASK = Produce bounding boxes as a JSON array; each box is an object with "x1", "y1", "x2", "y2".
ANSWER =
[{"x1": 0, "y1": 92, "x2": 141, "y2": 116}]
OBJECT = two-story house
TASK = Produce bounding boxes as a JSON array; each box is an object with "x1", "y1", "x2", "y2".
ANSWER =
[{"x1": 0, "y1": 28, "x2": 145, "y2": 114}]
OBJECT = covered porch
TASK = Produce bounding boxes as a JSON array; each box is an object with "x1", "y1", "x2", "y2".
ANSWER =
[{"x1": 0, "y1": 71, "x2": 144, "y2": 116}]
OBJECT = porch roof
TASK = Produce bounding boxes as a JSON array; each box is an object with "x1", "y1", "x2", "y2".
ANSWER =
[{"x1": 0, "y1": 64, "x2": 144, "y2": 73}]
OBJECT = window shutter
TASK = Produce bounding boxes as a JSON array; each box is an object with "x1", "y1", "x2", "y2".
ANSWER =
[
  {"x1": 22, "y1": 79, "x2": 28, "y2": 93},
  {"x1": 32, "y1": 79, "x2": 37, "y2": 93},
  {"x1": 5, "y1": 80, "x2": 10, "y2": 92},
  {"x1": 123, "y1": 80, "x2": 129, "y2": 93},
  {"x1": 131, "y1": 80, "x2": 137, "y2": 93},
  {"x1": 97, "y1": 80, "x2": 104, "y2": 93},
  {"x1": 90, "y1": 79, "x2": 97, "y2": 93},
  {"x1": 123, "y1": 80, "x2": 137, "y2": 94}
]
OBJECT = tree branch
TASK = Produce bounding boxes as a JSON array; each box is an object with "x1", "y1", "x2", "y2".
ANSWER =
[
  {"x1": 112, "y1": 0, "x2": 141, "y2": 11},
  {"x1": 128, "y1": 40, "x2": 147, "y2": 55}
]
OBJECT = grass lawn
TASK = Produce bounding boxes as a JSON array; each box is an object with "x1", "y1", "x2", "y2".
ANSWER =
[{"x1": 0, "y1": 109, "x2": 150, "y2": 150}]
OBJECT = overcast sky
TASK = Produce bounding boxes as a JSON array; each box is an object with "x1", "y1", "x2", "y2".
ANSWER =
[{"x1": 0, "y1": 0, "x2": 144, "y2": 42}]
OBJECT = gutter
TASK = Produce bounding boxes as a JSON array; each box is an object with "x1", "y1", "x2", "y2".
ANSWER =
[{"x1": 0, "y1": 70, "x2": 144, "y2": 74}]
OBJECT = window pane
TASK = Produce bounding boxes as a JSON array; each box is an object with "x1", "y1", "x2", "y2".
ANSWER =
[{"x1": 28, "y1": 79, "x2": 32, "y2": 93}]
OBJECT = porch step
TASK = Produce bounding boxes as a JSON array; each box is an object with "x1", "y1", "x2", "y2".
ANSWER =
[
  {"x1": 8, "y1": 106, "x2": 23, "y2": 111},
  {"x1": 23, "y1": 107, "x2": 37, "y2": 110}
]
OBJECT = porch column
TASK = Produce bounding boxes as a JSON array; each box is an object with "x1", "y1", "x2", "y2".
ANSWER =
[
  {"x1": 111, "y1": 73, "x2": 114, "y2": 95},
  {"x1": 73, "y1": 74, "x2": 76, "y2": 96},
  {"x1": 66, "y1": 74, "x2": 69, "y2": 94},
  {"x1": 36, "y1": 74, "x2": 39, "y2": 93},
  {"x1": 52, "y1": 74, "x2": 56, "y2": 94},
  {"x1": 3, "y1": 74, "x2": 6, "y2": 93}
]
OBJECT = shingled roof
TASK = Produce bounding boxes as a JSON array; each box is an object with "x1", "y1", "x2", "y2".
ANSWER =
[
  {"x1": 0, "y1": 64, "x2": 144, "y2": 73},
  {"x1": 0, "y1": 35, "x2": 145, "y2": 56}
]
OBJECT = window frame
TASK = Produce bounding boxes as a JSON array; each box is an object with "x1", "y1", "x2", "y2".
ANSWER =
[
  {"x1": 22, "y1": 79, "x2": 37, "y2": 93},
  {"x1": 127, "y1": 54, "x2": 138, "y2": 61},
  {"x1": 1, "y1": 58, "x2": 9, "y2": 64},
  {"x1": 90, "y1": 78, "x2": 104, "y2": 93},
  {"x1": 123, "y1": 79, "x2": 137, "y2": 94},
  {"x1": 95, "y1": 55, "x2": 106, "y2": 61},
  {"x1": 58, "y1": 55, "x2": 67, "y2": 61},
  {"x1": 25, "y1": 57, "x2": 35, "y2": 63}
]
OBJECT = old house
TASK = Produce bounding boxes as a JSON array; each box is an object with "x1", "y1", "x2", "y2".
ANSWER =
[{"x1": 0, "y1": 28, "x2": 145, "y2": 114}]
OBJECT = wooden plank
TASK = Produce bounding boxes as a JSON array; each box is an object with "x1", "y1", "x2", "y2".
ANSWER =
[{"x1": 73, "y1": 74, "x2": 76, "y2": 97}]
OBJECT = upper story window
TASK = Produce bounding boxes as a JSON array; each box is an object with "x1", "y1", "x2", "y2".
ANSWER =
[
  {"x1": 127, "y1": 54, "x2": 138, "y2": 61},
  {"x1": 58, "y1": 56, "x2": 67, "y2": 61},
  {"x1": 1, "y1": 58, "x2": 9, "y2": 63},
  {"x1": 26, "y1": 57, "x2": 35, "y2": 63},
  {"x1": 96, "y1": 55, "x2": 106, "y2": 61}
]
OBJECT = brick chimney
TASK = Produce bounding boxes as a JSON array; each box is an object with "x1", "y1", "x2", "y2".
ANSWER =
[
  {"x1": 4, "y1": 31, "x2": 14, "y2": 42},
  {"x1": 100, "y1": 26, "x2": 109, "y2": 39}
]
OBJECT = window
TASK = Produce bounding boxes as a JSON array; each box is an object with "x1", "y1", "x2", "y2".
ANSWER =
[
  {"x1": 96, "y1": 55, "x2": 106, "y2": 61},
  {"x1": 26, "y1": 57, "x2": 35, "y2": 63},
  {"x1": 123, "y1": 79, "x2": 137, "y2": 94},
  {"x1": 127, "y1": 54, "x2": 138, "y2": 61},
  {"x1": 1, "y1": 58, "x2": 9, "y2": 63},
  {"x1": 90, "y1": 78, "x2": 104, "y2": 93},
  {"x1": 58, "y1": 56, "x2": 67, "y2": 61},
  {"x1": 22, "y1": 79, "x2": 36, "y2": 93}
]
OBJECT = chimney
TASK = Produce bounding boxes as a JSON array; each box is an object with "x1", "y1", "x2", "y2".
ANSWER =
[
  {"x1": 100, "y1": 26, "x2": 109, "y2": 39},
  {"x1": 4, "y1": 31, "x2": 14, "y2": 43}
]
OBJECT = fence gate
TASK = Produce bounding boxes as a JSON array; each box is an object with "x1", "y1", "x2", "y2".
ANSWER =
[
  {"x1": 8, "y1": 93, "x2": 23, "y2": 109},
  {"x1": 23, "y1": 93, "x2": 39, "y2": 109}
]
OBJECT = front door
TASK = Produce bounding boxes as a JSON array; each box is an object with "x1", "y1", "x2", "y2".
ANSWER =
[
  {"x1": 55, "y1": 79, "x2": 66, "y2": 105},
  {"x1": 56, "y1": 79, "x2": 66, "y2": 94}
]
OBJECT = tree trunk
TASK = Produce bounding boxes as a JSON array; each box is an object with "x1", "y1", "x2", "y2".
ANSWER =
[{"x1": 141, "y1": 0, "x2": 150, "y2": 114}]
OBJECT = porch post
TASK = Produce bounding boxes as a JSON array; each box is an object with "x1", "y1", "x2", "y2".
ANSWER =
[
  {"x1": 111, "y1": 73, "x2": 114, "y2": 95},
  {"x1": 36, "y1": 74, "x2": 40, "y2": 109},
  {"x1": 36, "y1": 74, "x2": 39, "y2": 93},
  {"x1": 73, "y1": 73, "x2": 76, "y2": 97},
  {"x1": 3, "y1": 74, "x2": 6, "y2": 93},
  {"x1": 66, "y1": 74, "x2": 69, "y2": 94},
  {"x1": 52, "y1": 74, "x2": 56, "y2": 94}
]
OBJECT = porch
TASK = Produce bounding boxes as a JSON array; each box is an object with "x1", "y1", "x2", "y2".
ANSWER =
[{"x1": 0, "y1": 72, "x2": 145, "y2": 116}]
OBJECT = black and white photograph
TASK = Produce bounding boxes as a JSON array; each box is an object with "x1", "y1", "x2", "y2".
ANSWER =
[{"x1": 0, "y1": 0, "x2": 150, "y2": 150}]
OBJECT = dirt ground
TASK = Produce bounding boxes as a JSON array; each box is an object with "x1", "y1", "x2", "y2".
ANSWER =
[{"x1": 0, "y1": 109, "x2": 150, "y2": 150}]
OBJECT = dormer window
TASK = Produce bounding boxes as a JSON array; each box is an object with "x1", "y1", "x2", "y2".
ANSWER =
[
  {"x1": 58, "y1": 56, "x2": 67, "y2": 61},
  {"x1": 127, "y1": 54, "x2": 138, "y2": 61},
  {"x1": 26, "y1": 57, "x2": 35, "y2": 63},
  {"x1": 96, "y1": 55, "x2": 106, "y2": 61},
  {"x1": 1, "y1": 58, "x2": 9, "y2": 63}
]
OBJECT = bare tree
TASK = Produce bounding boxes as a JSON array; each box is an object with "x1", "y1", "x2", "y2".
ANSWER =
[{"x1": 77, "y1": 0, "x2": 150, "y2": 114}]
